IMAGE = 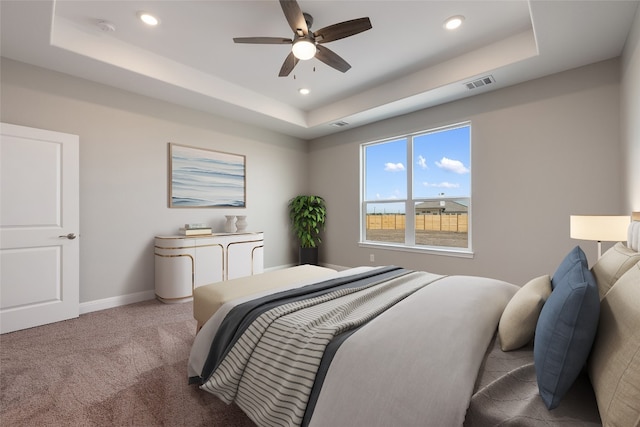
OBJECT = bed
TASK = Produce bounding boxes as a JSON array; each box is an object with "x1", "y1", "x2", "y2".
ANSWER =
[{"x1": 188, "y1": 217, "x2": 640, "y2": 427}]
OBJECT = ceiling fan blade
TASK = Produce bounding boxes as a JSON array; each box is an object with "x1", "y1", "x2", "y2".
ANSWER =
[
  {"x1": 280, "y1": 0, "x2": 308, "y2": 35},
  {"x1": 314, "y1": 17, "x2": 372, "y2": 44},
  {"x1": 279, "y1": 51, "x2": 300, "y2": 77},
  {"x1": 315, "y1": 44, "x2": 351, "y2": 73},
  {"x1": 233, "y1": 37, "x2": 292, "y2": 44}
]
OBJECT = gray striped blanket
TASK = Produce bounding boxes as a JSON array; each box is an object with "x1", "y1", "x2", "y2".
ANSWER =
[{"x1": 200, "y1": 269, "x2": 441, "y2": 427}]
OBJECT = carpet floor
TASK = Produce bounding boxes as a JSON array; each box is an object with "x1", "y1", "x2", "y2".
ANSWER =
[{"x1": 0, "y1": 299, "x2": 255, "y2": 426}]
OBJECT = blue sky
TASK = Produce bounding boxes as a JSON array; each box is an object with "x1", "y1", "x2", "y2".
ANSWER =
[{"x1": 364, "y1": 125, "x2": 470, "y2": 208}]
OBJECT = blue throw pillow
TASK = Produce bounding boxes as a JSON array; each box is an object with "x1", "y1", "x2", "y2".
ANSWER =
[
  {"x1": 534, "y1": 246, "x2": 600, "y2": 409},
  {"x1": 550, "y1": 244, "x2": 589, "y2": 290}
]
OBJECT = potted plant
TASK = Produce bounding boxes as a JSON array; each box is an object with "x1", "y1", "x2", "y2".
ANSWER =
[{"x1": 288, "y1": 195, "x2": 327, "y2": 265}]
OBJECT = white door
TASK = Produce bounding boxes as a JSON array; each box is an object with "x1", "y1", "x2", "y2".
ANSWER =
[{"x1": 0, "y1": 123, "x2": 79, "y2": 334}]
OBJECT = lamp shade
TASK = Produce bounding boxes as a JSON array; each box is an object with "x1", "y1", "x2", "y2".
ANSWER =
[{"x1": 570, "y1": 215, "x2": 630, "y2": 242}]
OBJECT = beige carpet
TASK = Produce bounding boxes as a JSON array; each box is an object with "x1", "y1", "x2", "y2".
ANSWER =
[{"x1": 0, "y1": 299, "x2": 255, "y2": 426}]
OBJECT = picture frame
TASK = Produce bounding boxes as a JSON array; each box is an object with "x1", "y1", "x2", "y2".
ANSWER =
[{"x1": 168, "y1": 143, "x2": 246, "y2": 208}]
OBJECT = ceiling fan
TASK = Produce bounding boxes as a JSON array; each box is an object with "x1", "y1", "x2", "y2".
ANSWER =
[{"x1": 233, "y1": 0, "x2": 372, "y2": 77}]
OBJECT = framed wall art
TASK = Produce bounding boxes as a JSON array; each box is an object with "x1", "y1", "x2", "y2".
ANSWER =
[{"x1": 168, "y1": 143, "x2": 246, "y2": 208}]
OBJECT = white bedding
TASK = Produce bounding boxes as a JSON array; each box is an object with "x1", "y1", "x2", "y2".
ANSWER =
[
  {"x1": 309, "y1": 274, "x2": 518, "y2": 427},
  {"x1": 188, "y1": 266, "x2": 518, "y2": 427}
]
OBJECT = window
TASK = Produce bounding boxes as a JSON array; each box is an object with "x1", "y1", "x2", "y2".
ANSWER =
[{"x1": 361, "y1": 122, "x2": 471, "y2": 255}]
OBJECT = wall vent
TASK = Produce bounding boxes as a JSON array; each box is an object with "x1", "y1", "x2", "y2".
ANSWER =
[
  {"x1": 331, "y1": 121, "x2": 349, "y2": 127},
  {"x1": 464, "y1": 75, "x2": 495, "y2": 90}
]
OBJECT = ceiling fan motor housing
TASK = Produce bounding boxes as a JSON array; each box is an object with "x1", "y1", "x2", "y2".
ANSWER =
[
  {"x1": 302, "y1": 12, "x2": 314, "y2": 31},
  {"x1": 232, "y1": 0, "x2": 372, "y2": 76}
]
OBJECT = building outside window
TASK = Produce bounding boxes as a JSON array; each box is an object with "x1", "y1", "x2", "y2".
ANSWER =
[{"x1": 360, "y1": 122, "x2": 471, "y2": 256}]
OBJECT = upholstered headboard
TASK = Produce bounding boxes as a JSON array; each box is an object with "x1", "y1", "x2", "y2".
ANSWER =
[{"x1": 588, "y1": 215, "x2": 640, "y2": 427}]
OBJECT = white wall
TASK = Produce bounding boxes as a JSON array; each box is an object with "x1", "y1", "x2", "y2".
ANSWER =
[
  {"x1": 621, "y1": 5, "x2": 640, "y2": 213},
  {"x1": 0, "y1": 59, "x2": 308, "y2": 305},
  {"x1": 309, "y1": 59, "x2": 624, "y2": 285}
]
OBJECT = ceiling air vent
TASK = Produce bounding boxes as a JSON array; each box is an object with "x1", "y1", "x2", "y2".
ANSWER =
[
  {"x1": 331, "y1": 121, "x2": 349, "y2": 127},
  {"x1": 464, "y1": 75, "x2": 495, "y2": 90}
]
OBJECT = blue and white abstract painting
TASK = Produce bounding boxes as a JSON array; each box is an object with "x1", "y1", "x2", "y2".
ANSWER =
[{"x1": 170, "y1": 143, "x2": 245, "y2": 207}]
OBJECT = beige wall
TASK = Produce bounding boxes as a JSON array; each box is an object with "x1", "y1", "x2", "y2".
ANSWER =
[
  {"x1": 0, "y1": 59, "x2": 308, "y2": 304},
  {"x1": 309, "y1": 59, "x2": 624, "y2": 285},
  {"x1": 1, "y1": 45, "x2": 635, "y2": 304},
  {"x1": 621, "y1": 6, "x2": 640, "y2": 213}
]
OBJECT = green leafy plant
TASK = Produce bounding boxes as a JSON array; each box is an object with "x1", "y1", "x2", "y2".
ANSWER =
[{"x1": 288, "y1": 195, "x2": 327, "y2": 248}]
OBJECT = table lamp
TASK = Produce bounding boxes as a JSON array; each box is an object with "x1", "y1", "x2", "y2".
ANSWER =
[{"x1": 570, "y1": 215, "x2": 630, "y2": 259}]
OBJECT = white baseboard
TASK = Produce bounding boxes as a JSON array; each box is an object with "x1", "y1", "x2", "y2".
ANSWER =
[{"x1": 80, "y1": 290, "x2": 156, "y2": 315}]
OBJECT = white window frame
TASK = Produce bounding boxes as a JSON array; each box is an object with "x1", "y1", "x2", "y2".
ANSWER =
[{"x1": 359, "y1": 122, "x2": 473, "y2": 258}]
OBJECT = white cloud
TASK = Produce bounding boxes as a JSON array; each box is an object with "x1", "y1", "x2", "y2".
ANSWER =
[
  {"x1": 423, "y1": 182, "x2": 460, "y2": 188},
  {"x1": 416, "y1": 155, "x2": 427, "y2": 169},
  {"x1": 435, "y1": 157, "x2": 469, "y2": 174},
  {"x1": 375, "y1": 190, "x2": 402, "y2": 200},
  {"x1": 384, "y1": 162, "x2": 405, "y2": 172}
]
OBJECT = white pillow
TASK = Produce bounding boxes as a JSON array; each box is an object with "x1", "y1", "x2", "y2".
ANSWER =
[
  {"x1": 591, "y1": 242, "x2": 640, "y2": 299},
  {"x1": 498, "y1": 275, "x2": 552, "y2": 351}
]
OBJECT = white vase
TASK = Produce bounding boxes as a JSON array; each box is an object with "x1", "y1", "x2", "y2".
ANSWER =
[
  {"x1": 224, "y1": 215, "x2": 236, "y2": 233},
  {"x1": 235, "y1": 215, "x2": 248, "y2": 232}
]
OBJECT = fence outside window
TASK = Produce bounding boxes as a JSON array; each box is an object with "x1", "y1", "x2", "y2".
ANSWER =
[{"x1": 366, "y1": 213, "x2": 468, "y2": 232}]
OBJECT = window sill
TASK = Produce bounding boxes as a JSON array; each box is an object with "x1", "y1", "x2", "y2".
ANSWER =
[{"x1": 358, "y1": 241, "x2": 474, "y2": 259}]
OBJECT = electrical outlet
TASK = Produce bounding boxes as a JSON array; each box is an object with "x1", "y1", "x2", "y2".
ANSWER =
[{"x1": 370, "y1": 254, "x2": 375, "y2": 262}]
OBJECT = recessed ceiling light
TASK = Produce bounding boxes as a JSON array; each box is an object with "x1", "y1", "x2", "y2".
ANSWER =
[
  {"x1": 299, "y1": 88, "x2": 310, "y2": 95},
  {"x1": 444, "y1": 15, "x2": 464, "y2": 30},
  {"x1": 138, "y1": 11, "x2": 159, "y2": 26}
]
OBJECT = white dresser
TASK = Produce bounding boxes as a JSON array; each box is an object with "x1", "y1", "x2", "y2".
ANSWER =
[{"x1": 154, "y1": 232, "x2": 264, "y2": 303}]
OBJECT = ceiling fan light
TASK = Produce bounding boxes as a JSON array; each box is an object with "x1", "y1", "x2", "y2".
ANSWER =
[{"x1": 292, "y1": 39, "x2": 317, "y2": 60}]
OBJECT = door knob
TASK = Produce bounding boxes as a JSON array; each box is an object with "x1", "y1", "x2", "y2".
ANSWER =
[{"x1": 58, "y1": 233, "x2": 77, "y2": 240}]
